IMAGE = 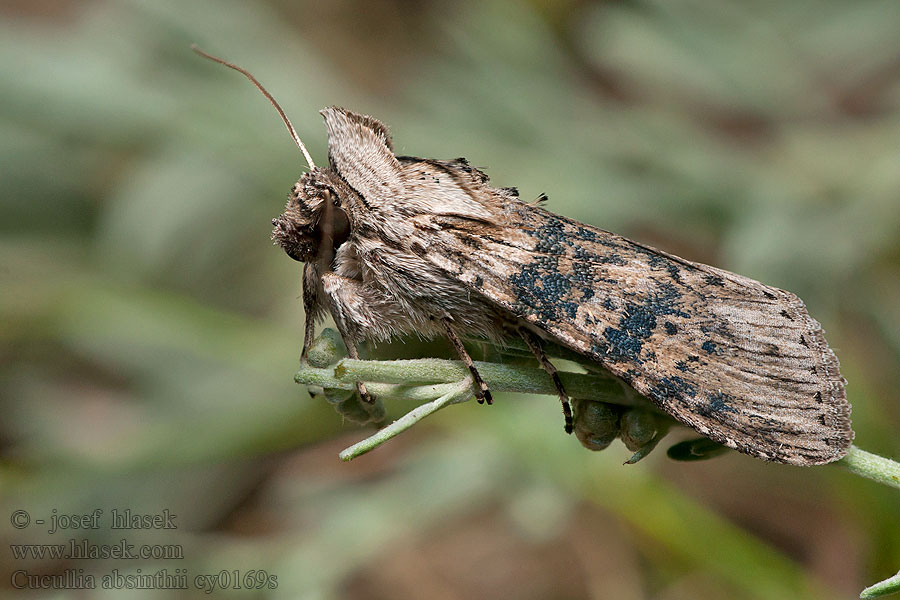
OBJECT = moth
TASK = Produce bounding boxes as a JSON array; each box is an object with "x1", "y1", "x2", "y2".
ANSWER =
[{"x1": 194, "y1": 47, "x2": 853, "y2": 466}]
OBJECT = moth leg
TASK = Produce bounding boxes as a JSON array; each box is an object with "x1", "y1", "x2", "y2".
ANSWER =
[
  {"x1": 319, "y1": 272, "x2": 376, "y2": 404},
  {"x1": 519, "y1": 329, "x2": 574, "y2": 434},
  {"x1": 300, "y1": 263, "x2": 322, "y2": 362},
  {"x1": 442, "y1": 320, "x2": 493, "y2": 405},
  {"x1": 300, "y1": 309, "x2": 316, "y2": 362},
  {"x1": 338, "y1": 332, "x2": 375, "y2": 405}
]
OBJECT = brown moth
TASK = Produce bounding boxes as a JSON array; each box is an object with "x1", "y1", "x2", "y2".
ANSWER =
[{"x1": 194, "y1": 47, "x2": 853, "y2": 466}]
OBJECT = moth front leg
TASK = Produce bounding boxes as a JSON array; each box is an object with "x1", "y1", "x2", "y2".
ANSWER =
[
  {"x1": 300, "y1": 263, "x2": 325, "y2": 362},
  {"x1": 320, "y1": 272, "x2": 376, "y2": 404},
  {"x1": 341, "y1": 340, "x2": 375, "y2": 404}
]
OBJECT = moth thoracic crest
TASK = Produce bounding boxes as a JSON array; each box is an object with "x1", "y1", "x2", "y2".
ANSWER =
[{"x1": 196, "y1": 47, "x2": 853, "y2": 466}]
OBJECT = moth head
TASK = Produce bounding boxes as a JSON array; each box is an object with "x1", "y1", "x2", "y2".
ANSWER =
[
  {"x1": 191, "y1": 46, "x2": 319, "y2": 260},
  {"x1": 270, "y1": 176, "x2": 320, "y2": 263},
  {"x1": 271, "y1": 172, "x2": 350, "y2": 263},
  {"x1": 191, "y1": 48, "x2": 360, "y2": 265},
  {"x1": 273, "y1": 107, "x2": 393, "y2": 264}
]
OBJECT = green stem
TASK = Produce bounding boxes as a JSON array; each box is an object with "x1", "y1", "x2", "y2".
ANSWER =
[
  {"x1": 860, "y1": 569, "x2": 900, "y2": 599},
  {"x1": 338, "y1": 377, "x2": 474, "y2": 461},
  {"x1": 335, "y1": 358, "x2": 649, "y2": 407},
  {"x1": 298, "y1": 355, "x2": 651, "y2": 409},
  {"x1": 837, "y1": 445, "x2": 900, "y2": 491}
]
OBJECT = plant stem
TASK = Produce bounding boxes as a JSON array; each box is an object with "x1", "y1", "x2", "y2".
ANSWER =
[
  {"x1": 837, "y1": 445, "x2": 900, "y2": 491},
  {"x1": 860, "y1": 569, "x2": 900, "y2": 599},
  {"x1": 338, "y1": 377, "x2": 474, "y2": 461},
  {"x1": 298, "y1": 358, "x2": 651, "y2": 409}
]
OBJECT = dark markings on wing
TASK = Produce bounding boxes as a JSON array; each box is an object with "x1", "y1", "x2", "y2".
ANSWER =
[{"x1": 418, "y1": 204, "x2": 852, "y2": 465}]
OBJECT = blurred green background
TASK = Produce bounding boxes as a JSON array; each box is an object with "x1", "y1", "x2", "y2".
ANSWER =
[{"x1": 2, "y1": 0, "x2": 899, "y2": 598}]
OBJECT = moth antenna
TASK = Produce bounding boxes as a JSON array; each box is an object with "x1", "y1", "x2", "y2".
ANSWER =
[{"x1": 191, "y1": 44, "x2": 316, "y2": 170}]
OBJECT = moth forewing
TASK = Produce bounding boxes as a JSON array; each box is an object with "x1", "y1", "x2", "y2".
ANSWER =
[{"x1": 420, "y1": 205, "x2": 852, "y2": 465}]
